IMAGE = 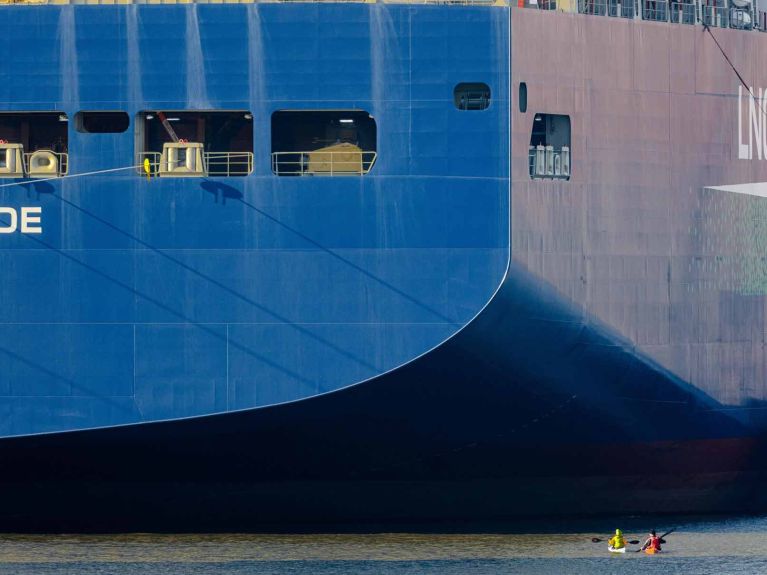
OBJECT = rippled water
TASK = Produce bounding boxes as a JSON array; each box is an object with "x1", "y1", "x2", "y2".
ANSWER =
[{"x1": 2, "y1": 515, "x2": 767, "y2": 574}]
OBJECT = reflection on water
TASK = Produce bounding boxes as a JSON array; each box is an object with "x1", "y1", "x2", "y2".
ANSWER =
[{"x1": 2, "y1": 516, "x2": 767, "y2": 574}]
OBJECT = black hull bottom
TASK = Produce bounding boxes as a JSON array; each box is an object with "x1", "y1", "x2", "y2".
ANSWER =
[
  {"x1": 3, "y1": 439, "x2": 767, "y2": 532},
  {"x1": 3, "y1": 265, "x2": 767, "y2": 531},
  {"x1": 4, "y1": 475, "x2": 767, "y2": 533}
]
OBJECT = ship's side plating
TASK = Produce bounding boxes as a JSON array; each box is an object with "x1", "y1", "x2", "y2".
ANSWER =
[
  {"x1": 5, "y1": 1, "x2": 767, "y2": 530},
  {"x1": 0, "y1": 2, "x2": 516, "y2": 529},
  {"x1": 0, "y1": 4, "x2": 509, "y2": 436},
  {"x1": 512, "y1": 11, "x2": 767, "y2": 424}
]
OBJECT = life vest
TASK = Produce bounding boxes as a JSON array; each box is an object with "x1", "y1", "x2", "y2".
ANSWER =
[
  {"x1": 608, "y1": 535, "x2": 626, "y2": 549},
  {"x1": 649, "y1": 536, "x2": 661, "y2": 550}
]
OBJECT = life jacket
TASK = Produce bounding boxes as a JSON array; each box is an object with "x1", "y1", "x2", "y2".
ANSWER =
[
  {"x1": 649, "y1": 536, "x2": 661, "y2": 550},
  {"x1": 609, "y1": 535, "x2": 626, "y2": 549}
]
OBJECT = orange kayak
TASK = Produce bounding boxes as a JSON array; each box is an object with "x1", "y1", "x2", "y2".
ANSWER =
[{"x1": 645, "y1": 548, "x2": 661, "y2": 555}]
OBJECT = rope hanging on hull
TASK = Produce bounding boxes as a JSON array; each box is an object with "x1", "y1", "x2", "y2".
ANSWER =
[{"x1": 0, "y1": 164, "x2": 142, "y2": 189}]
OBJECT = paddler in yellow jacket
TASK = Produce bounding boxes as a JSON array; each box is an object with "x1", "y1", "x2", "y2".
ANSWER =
[{"x1": 608, "y1": 529, "x2": 627, "y2": 550}]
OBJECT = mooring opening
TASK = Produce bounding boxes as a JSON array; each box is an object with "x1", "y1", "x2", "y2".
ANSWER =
[
  {"x1": 271, "y1": 110, "x2": 377, "y2": 176},
  {"x1": 137, "y1": 111, "x2": 253, "y2": 178},
  {"x1": 0, "y1": 112, "x2": 68, "y2": 178}
]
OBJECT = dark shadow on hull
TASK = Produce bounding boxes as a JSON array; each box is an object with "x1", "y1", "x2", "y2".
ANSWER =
[
  {"x1": 200, "y1": 179, "x2": 243, "y2": 203},
  {"x1": 0, "y1": 262, "x2": 765, "y2": 531}
]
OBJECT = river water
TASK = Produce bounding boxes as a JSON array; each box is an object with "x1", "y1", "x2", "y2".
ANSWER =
[{"x1": 2, "y1": 515, "x2": 767, "y2": 574}]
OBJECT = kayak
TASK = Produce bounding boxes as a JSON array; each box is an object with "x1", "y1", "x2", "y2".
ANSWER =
[
  {"x1": 645, "y1": 548, "x2": 661, "y2": 555},
  {"x1": 608, "y1": 546, "x2": 626, "y2": 554}
]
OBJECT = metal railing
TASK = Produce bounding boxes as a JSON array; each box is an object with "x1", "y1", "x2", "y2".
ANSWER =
[
  {"x1": 456, "y1": 90, "x2": 491, "y2": 110},
  {"x1": 23, "y1": 151, "x2": 68, "y2": 178},
  {"x1": 700, "y1": 2, "x2": 729, "y2": 25},
  {"x1": 578, "y1": 0, "x2": 607, "y2": 15},
  {"x1": 139, "y1": 152, "x2": 162, "y2": 176},
  {"x1": 669, "y1": 0, "x2": 696, "y2": 23},
  {"x1": 642, "y1": 0, "x2": 668, "y2": 22},
  {"x1": 272, "y1": 150, "x2": 377, "y2": 176},
  {"x1": 570, "y1": 0, "x2": 750, "y2": 28},
  {"x1": 529, "y1": 145, "x2": 570, "y2": 180},
  {"x1": 642, "y1": 0, "x2": 668, "y2": 20},
  {"x1": 137, "y1": 150, "x2": 253, "y2": 177},
  {"x1": 730, "y1": 7, "x2": 752, "y2": 28},
  {"x1": 204, "y1": 152, "x2": 253, "y2": 176},
  {"x1": 535, "y1": 0, "x2": 558, "y2": 10},
  {"x1": 609, "y1": 0, "x2": 637, "y2": 18}
]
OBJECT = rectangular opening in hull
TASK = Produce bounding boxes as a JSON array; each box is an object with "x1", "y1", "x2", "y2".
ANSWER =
[
  {"x1": 271, "y1": 110, "x2": 377, "y2": 176},
  {"x1": 76, "y1": 111, "x2": 130, "y2": 134},
  {"x1": 529, "y1": 113, "x2": 570, "y2": 180},
  {"x1": 137, "y1": 111, "x2": 253, "y2": 178},
  {"x1": 0, "y1": 112, "x2": 68, "y2": 178}
]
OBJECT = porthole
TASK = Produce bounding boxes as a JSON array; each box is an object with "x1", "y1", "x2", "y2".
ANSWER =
[
  {"x1": 454, "y1": 83, "x2": 491, "y2": 111},
  {"x1": 75, "y1": 111, "x2": 130, "y2": 134},
  {"x1": 519, "y1": 82, "x2": 528, "y2": 113}
]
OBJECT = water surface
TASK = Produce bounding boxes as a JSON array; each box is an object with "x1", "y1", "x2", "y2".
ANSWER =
[{"x1": 2, "y1": 515, "x2": 767, "y2": 574}]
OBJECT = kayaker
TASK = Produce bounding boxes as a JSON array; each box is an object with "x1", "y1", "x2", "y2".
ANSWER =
[
  {"x1": 641, "y1": 530, "x2": 662, "y2": 552},
  {"x1": 607, "y1": 529, "x2": 627, "y2": 550}
]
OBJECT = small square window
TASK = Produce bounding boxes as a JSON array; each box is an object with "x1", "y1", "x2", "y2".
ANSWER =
[
  {"x1": 75, "y1": 111, "x2": 130, "y2": 134},
  {"x1": 529, "y1": 113, "x2": 571, "y2": 180}
]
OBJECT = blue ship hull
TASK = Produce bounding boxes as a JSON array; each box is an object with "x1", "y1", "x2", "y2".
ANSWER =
[
  {"x1": 0, "y1": 3, "x2": 509, "y2": 436},
  {"x1": 2, "y1": 261, "x2": 766, "y2": 530},
  {"x1": 2, "y1": 1, "x2": 767, "y2": 529}
]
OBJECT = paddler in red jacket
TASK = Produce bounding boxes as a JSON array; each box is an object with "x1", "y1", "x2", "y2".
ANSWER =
[{"x1": 641, "y1": 530, "x2": 662, "y2": 552}]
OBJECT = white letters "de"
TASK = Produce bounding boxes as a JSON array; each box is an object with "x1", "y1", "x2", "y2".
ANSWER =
[
  {"x1": 0, "y1": 207, "x2": 17, "y2": 234},
  {"x1": 0, "y1": 207, "x2": 42, "y2": 234},
  {"x1": 21, "y1": 207, "x2": 42, "y2": 234}
]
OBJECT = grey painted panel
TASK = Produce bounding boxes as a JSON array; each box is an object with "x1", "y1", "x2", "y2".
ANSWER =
[{"x1": 512, "y1": 9, "x2": 767, "y2": 407}]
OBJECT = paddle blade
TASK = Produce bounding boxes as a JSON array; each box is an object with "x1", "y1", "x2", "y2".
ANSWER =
[
  {"x1": 660, "y1": 528, "x2": 676, "y2": 539},
  {"x1": 628, "y1": 540, "x2": 640, "y2": 545},
  {"x1": 591, "y1": 538, "x2": 602, "y2": 543}
]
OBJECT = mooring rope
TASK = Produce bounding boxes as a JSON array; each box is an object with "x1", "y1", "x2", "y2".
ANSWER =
[
  {"x1": 703, "y1": 22, "x2": 767, "y2": 118},
  {"x1": 0, "y1": 164, "x2": 142, "y2": 189}
]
